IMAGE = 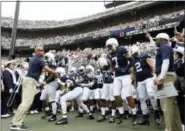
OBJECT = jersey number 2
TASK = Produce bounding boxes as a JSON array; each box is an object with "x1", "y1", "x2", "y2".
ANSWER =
[{"x1": 135, "y1": 62, "x2": 142, "y2": 72}]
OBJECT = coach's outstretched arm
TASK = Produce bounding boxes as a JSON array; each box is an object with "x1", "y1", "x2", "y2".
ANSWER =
[{"x1": 43, "y1": 66, "x2": 58, "y2": 78}]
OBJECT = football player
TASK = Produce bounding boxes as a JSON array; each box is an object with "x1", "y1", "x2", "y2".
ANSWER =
[
  {"x1": 45, "y1": 67, "x2": 66, "y2": 122},
  {"x1": 105, "y1": 38, "x2": 137, "y2": 125},
  {"x1": 79, "y1": 65, "x2": 96, "y2": 118},
  {"x1": 96, "y1": 53, "x2": 116, "y2": 123},
  {"x1": 131, "y1": 46, "x2": 161, "y2": 125},
  {"x1": 56, "y1": 70, "x2": 93, "y2": 125}
]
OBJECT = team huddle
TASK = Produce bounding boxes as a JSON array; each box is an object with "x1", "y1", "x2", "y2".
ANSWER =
[
  {"x1": 5, "y1": 32, "x2": 184, "y2": 131},
  {"x1": 34, "y1": 37, "x2": 169, "y2": 126}
]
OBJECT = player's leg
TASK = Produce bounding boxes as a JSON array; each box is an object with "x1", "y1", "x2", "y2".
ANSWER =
[
  {"x1": 97, "y1": 84, "x2": 109, "y2": 122},
  {"x1": 137, "y1": 80, "x2": 150, "y2": 125},
  {"x1": 89, "y1": 90, "x2": 95, "y2": 113},
  {"x1": 40, "y1": 87, "x2": 51, "y2": 119},
  {"x1": 76, "y1": 92, "x2": 94, "y2": 120},
  {"x1": 109, "y1": 84, "x2": 116, "y2": 123},
  {"x1": 122, "y1": 75, "x2": 137, "y2": 126},
  {"x1": 46, "y1": 85, "x2": 57, "y2": 122},
  {"x1": 56, "y1": 87, "x2": 83, "y2": 125},
  {"x1": 145, "y1": 78, "x2": 161, "y2": 125},
  {"x1": 113, "y1": 77, "x2": 124, "y2": 124},
  {"x1": 82, "y1": 87, "x2": 92, "y2": 102}
]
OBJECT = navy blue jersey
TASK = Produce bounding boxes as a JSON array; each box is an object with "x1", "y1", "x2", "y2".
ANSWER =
[
  {"x1": 134, "y1": 53, "x2": 153, "y2": 82},
  {"x1": 103, "y1": 71, "x2": 114, "y2": 84},
  {"x1": 94, "y1": 73, "x2": 103, "y2": 89},
  {"x1": 174, "y1": 59, "x2": 184, "y2": 77},
  {"x1": 82, "y1": 73, "x2": 96, "y2": 90},
  {"x1": 156, "y1": 43, "x2": 174, "y2": 75},
  {"x1": 60, "y1": 74, "x2": 80, "y2": 89},
  {"x1": 111, "y1": 47, "x2": 132, "y2": 77},
  {"x1": 101, "y1": 57, "x2": 114, "y2": 83}
]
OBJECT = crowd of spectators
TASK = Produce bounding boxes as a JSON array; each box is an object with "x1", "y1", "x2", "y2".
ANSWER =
[
  {"x1": 2, "y1": 1, "x2": 152, "y2": 29},
  {"x1": 2, "y1": 10, "x2": 184, "y2": 49},
  {"x1": 2, "y1": 41, "x2": 155, "y2": 68},
  {"x1": 66, "y1": 41, "x2": 155, "y2": 67}
]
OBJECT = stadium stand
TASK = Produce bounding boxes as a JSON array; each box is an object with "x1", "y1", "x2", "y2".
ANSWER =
[{"x1": 1, "y1": 1, "x2": 184, "y2": 56}]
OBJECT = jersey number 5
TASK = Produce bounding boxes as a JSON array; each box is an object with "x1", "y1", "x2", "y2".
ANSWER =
[{"x1": 135, "y1": 62, "x2": 142, "y2": 72}]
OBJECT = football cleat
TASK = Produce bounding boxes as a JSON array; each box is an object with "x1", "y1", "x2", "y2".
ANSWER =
[
  {"x1": 132, "y1": 115, "x2": 138, "y2": 126},
  {"x1": 137, "y1": 114, "x2": 150, "y2": 126},
  {"x1": 55, "y1": 118, "x2": 68, "y2": 125},
  {"x1": 97, "y1": 115, "x2": 106, "y2": 122},
  {"x1": 116, "y1": 114, "x2": 124, "y2": 124},
  {"x1": 41, "y1": 112, "x2": 52, "y2": 119},
  {"x1": 109, "y1": 117, "x2": 115, "y2": 123},
  {"x1": 88, "y1": 114, "x2": 95, "y2": 120},
  {"x1": 48, "y1": 115, "x2": 57, "y2": 122},
  {"x1": 75, "y1": 113, "x2": 83, "y2": 118}
]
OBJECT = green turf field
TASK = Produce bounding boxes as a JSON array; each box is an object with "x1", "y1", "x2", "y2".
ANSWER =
[{"x1": 2, "y1": 112, "x2": 164, "y2": 131}]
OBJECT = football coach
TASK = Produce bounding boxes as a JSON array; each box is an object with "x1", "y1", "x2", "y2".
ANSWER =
[{"x1": 10, "y1": 47, "x2": 59, "y2": 130}]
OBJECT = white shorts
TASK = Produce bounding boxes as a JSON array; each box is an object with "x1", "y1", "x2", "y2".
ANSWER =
[
  {"x1": 82, "y1": 87, "x2": 94, "y2": 101},
  {"x1": 40, "y1": 87, "x2": 48, "y2": 101},
  {"x1": 100, "y1": 84, "x2": 109, "y2": 100},
  {"x1": 100, "y1": 83, "x2": 114, "y2": 101},
  {"x1": 108, "y1": 84, "x2": 115, "y2": 101},
  {"x1": 137, "y1": 77, "x2": 156, "y2": 101},
  {"x1": 113, "y1": 75, "x2": 132, "y2": 97},
  {"x1": 55, "y1": 90, "x2": 66, "y2": 103},
  {"x1": 60, "y1": 87, "x2": 83, "y2": 102},
  {"x1": 93, "y1": 88, "x2": 101, "y2": 100},
  {"x1": 45, "y1": 84, "x2": 58, "y2": 102}
]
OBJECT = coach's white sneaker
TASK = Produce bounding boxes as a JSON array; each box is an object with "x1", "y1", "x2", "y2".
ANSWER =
[
  {"x1": 30, "y1": 111, "x2": 35, "y2": 115},
  {"x1": 34, "y1": 110, "x2": 39, "y2": 114},
  {"x1": 1, "y1": 113, "x2": 10, "y2": 118},
  {"x1": 10, "y1": 125, "x2": 28, "y2": 130}
]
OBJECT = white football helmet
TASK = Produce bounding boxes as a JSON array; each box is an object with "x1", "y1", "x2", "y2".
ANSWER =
[
  {"x1": 97, "y1": 57, "x2": 108, "y2": 68},
  {"x1": 70, "y1": 67, "x2": 77, "y2": 75},
  {"x1": 56, "y1": 67, "x2": 66, "y2": 77},
  {"x1": 131, "y1": 45, "x2": 140, "y2": 55},
  {"x1": 44, "y1": 51, "x2": 55, "y2": 62},
  {"x1": 85, "y1": 65, "x2": 94, "y2": 73},
  {"x1": 105, "y1": 38, "x2": 119, "y2": 51},
  {"x1": 100, "y1": 53, "x2": 107, "y2": 58},
  {"x1": 79, "y1": 66, "x2": 85, "y2": 73}
]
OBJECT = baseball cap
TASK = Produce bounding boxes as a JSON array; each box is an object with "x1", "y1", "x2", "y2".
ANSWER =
[{"x1": 153, "y1": 33, "x2": 170, "y2": 41}]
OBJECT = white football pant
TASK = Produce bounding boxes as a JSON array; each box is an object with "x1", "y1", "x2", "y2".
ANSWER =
[
  {"x1": 137, "y1": 77, "x2": 158, "y2": 115},
  {"x1": 114, "y1": 75, "x2": 132, "y2": 97},
  {"x1": 60, "y1": 87, "x2": 90, "y2": 115}
]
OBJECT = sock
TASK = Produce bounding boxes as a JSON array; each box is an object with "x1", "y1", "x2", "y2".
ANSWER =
[
  {"x1": 60, "y1": 100, "x2": 67, "y2": 115},
  {"x1": 118, "y1": 107, "x2": 124, "y2": 115},
  {"x1": 105, "y1": 107, "x2": 109, "y2": 111},
  {"x1": 78, "y1": 107, "x2": 83, "y2": 113},
  {"x1": 45, "y1": 107, "x2": 49, "y2": 111},
  {"x1": 140, "y1": 101, "x2": 148, "y2": 115},
  {"x1": 90, "y1": 106, "x2": 94, "y2": 112},
  {"x1": 51, "y1": 102, "x2": 57, "y2": 115},
  {"x1": 131, "y1": 107, "x2": 137, "y2": 115},
  {"x1": 62, "y1": 114, "x2": 67, "y2": 118},
  {"x1": 101, "y1": 107, "x2": 106, "y2": 116},
  {"x1": 71, "y1": 106, "x2": 74, "y2": 110},
  {"x1": 111, "y1": 109, "x2": 116, "y2": 117},
  {"x1": 81, "y1": 103, "x2": 90, "y2": 114}
]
